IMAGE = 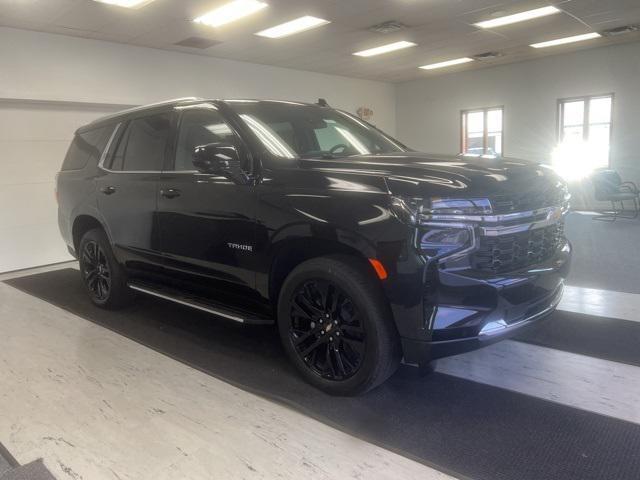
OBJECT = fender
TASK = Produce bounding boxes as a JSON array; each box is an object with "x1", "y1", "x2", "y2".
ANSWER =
[
  {"x1": 255, "y1": 180, "x2": 422, "y2": 328},
  {"x1": 69, "y1": 199, "x2": 115, "y2": 255}
]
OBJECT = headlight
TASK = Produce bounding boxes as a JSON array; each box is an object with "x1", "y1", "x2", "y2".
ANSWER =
[
  {"x1": 427, "y1": 198, "x2": 493, "y2": 217},
  {"x1": 419, "y1": 223, "x2": 474, "y2": 258},
  {"x1": 392, "y1": 196, "x2": 493, "y2": 223},
  {"x1": 391, "y1": 196, "x2": 487, "y2": 260},
  {"x1": 392, "y1": 197, "x2": 493, "y2": 259}
]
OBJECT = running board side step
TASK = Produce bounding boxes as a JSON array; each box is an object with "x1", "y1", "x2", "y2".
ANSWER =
[{"x1": 127, "y1": 282, "x2": 274, "y2": 325}]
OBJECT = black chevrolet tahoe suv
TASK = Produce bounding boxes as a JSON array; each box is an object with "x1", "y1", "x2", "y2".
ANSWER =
[{"x1": 57, "y1": 98, "x2": 571, "y2": 395}]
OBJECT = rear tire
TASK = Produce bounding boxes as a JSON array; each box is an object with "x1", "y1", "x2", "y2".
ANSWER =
[
  {"x1": 78, "y1": 228, "x2": 133, "y2": 309},
  {"x1": 277, "y1": 255, "x2": 401, "y2": 396}
]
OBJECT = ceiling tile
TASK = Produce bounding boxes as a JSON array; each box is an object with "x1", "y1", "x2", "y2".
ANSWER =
[{"x1": 1, "y1": 0, "x2": 639, "y2": 83}]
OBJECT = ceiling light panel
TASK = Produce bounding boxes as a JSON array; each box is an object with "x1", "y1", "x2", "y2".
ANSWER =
[
  {"x1": 530, "y1": 32, "x2": 602, "y2": 48},
  {"x1": 194, "y1": 0, "x2": 268, "y2": 28},
  {"x1": 419, "y1": 57, "x2": 474, "y2": 70},
  {"x1": 92, "y1": 0, "x2": 154, "y2": 7},
  {"x1": 256, "y1": 16, "x2": 330, "y2": 38},
  {"x1": 475, "y1": 6, "x2": 561, "y2": 29},
  {"x1": 353, "y1": 41, "x2": 417, "y2": 57}
]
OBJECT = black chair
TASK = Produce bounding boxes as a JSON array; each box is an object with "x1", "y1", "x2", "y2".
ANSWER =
[{"x1": 591, "y1": 169, "x2": 639, "y2": 221}]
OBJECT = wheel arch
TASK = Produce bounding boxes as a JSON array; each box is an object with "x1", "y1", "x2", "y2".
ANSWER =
[
  {"x1": 71, "y1": 214, "x2": 108, "y2": 254},
  {"x1": 267, "y1": 236, "x2": 383, "y2": 310}
]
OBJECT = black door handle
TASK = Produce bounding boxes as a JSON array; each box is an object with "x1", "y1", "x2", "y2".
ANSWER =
[
  {"x1": 100, "y1": 186, "x2": 116, "y2": 195},
  {"x1": 160, "y1": 188, "x2": 181, "y2": 199}
]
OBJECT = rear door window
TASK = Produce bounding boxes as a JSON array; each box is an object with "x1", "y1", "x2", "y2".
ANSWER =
[{"x1": 109, "y1": 113, "x2": 172, "y2": 172}]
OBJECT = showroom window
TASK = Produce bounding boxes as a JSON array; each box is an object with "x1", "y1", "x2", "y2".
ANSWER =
[
  {"x1": 174, "y1": 109, "x2": 240, "y2": 171},
  {"x1": 109, "y1": 113, "x2": 172, "y2": 171},
  {"x1": 553, "y1": 94, "x2": 613, "y2": 178},
  {"x1": 461, "y1": 107, "x2": 503, "y2": 156}
]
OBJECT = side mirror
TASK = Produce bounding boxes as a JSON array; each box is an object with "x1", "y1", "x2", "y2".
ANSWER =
[{"x1": 192, "y1": 142, "x2": 250, "y2": 184}]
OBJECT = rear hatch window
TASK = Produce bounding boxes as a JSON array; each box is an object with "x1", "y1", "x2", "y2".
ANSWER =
[{"x1": 61, "y1": 125, "x2": 113, "y2": 171}]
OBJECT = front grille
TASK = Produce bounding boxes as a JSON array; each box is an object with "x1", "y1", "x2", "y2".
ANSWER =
[
  {"x1": 473, "y1": 221, "x2": 565, "y2": 273},
  {"x1": 491, "y1": 187, "x2": 566, "y2": 214}
]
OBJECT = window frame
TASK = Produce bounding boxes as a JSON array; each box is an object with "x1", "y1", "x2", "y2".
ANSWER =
[
  {"x1": 100, "y1": 109, "x2": 175, "y2": 174},
  {"x1": 108, "y1": 120, "x2": 130, "y2": 172},
  {"x1": 460, "y1": 106, "x2": 504, "y2": 156},
  {"x1": 556, "y1": 93, "x2": 614, "y2": 167}
]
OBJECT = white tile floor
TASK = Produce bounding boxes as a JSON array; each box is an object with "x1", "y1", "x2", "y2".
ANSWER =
[
  {"x1": 560, "y1": 285, "x2": 640, "y2": 323},
  {"x1": 0, "y1": 279, "x2": 450, "y2": 480},
  {"x1": 438, "y1": 340, "x2": 640, "y2": 424}
]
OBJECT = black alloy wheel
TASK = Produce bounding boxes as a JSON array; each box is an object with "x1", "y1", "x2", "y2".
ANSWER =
[
  {"x1": 78, "y1": 228, "x2": 133, "y2": 309},
  {"x1": 82, "y1": 240, "x2": 111, "y2": 302},
  {"x1": 279, "y1": 256, "x2": 401, "y2": 395},
  {"x1": 288, "y1": 279, "x2": 366, "y2": 381}
]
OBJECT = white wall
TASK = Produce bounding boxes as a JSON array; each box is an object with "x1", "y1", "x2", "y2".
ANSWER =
[
  {"x1": 0, "y1": 102, "x2": 124, "y2": 272},
  {"x1": 0, "y1": 27, "x2": 396, "y2": 133},
  {"x1": 396, "y1": 41, "x2": 640, "y2": 208}
]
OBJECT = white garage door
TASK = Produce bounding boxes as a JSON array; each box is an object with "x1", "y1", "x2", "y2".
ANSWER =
[{"x1": 0, "y1": 101, "x2": 126, "y2": 273}]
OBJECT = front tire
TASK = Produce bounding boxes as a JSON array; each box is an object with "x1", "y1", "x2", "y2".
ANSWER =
[
  {"x1": 78, "y1": 228, "x2": 133, "y2": 309},
  {"x1": 277, "y1": 256, "x2": 401, "y2": 396}
]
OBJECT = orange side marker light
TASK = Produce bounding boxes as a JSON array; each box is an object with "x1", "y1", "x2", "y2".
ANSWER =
[{"x1": 368, "y1": 258, "x2": 388, "y2": 280}]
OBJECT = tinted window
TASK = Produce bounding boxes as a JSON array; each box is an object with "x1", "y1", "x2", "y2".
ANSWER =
[
  {"x1": 110, "y1": 113, "x2": 172, "y2": 171},
  {"x1": 174, "y1": 109, "x2": 239, "y2": 171},
  {"x1": 227, "y1": 101, "x2": 407, "y2": 159},
  {"x1": 61, "y1": 125, "x2": 112, "y2": 171}
]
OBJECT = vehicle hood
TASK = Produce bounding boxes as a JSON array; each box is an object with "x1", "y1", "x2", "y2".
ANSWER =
[{"x1": 301, "y1": 152, "x2": 564, "y2": 198}]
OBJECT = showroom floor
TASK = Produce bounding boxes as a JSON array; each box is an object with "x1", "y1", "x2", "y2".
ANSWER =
[
  {"x1": 0, "y1": 265, "x2": 443, "y2": 480},
  {"x1": 564, "y1": 211, "x2": 640, "y2": 294},
  {"x1": 1, "y1": 253, "x2": 640, "y2": 480}
]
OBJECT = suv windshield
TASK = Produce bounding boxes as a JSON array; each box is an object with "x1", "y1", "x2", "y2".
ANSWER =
[{"x1": 226, "y1": 101, "x2": 408, "y2": 159}]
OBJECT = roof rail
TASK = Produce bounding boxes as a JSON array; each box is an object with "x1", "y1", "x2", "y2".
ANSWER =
[{"x1": 90, "y1": 97, "x2": 205, "y2": 124}]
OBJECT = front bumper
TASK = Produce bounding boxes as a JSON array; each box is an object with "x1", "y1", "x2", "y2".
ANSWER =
[{"x1": 400, "y1": 238, "x2": 571, "y2": 366}]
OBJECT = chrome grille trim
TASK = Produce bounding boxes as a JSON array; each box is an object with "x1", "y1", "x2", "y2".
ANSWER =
[
  {"x1": 479, "y1": 206, "x2": 568, "y2": 237},
  {"x1": 420, "y1": 205, "x2": 568, "y2": 236}
]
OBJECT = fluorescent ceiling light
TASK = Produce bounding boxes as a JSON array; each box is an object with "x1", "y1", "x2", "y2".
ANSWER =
[
  {"x1": 256, "y1": 16, "x2": 330, "y2": 38},
  {"x1": 475, "y1": 6, "x2": 560, "y2": 29},
  {"x1": 92, "y1": 0, "x2": 154, "y2": 7},
  {"x1": 353, "y1": 41, "x2": 417, "y2": 57},
  {"x1": 420, "y1": 57, "x2": 474, "y2": 70},
  {"x1": 530, "y1": 32, "x2": 602, "y2": 48},
  {"x1": 194, "y1": 0, "x2": 268, "y2": 27}
]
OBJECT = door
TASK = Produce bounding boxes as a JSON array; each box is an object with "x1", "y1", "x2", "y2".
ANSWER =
[
  {"x1": 157, "y1": 104, "x2": 259, "y2": 299},
  {"x1": 96, "y1": 111, "x2": 173, "y2": 275}
]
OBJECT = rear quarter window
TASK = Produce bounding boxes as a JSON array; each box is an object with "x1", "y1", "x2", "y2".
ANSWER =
[{"x1": 61, "y1": 125, "x2": 113, "y2": 171}]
